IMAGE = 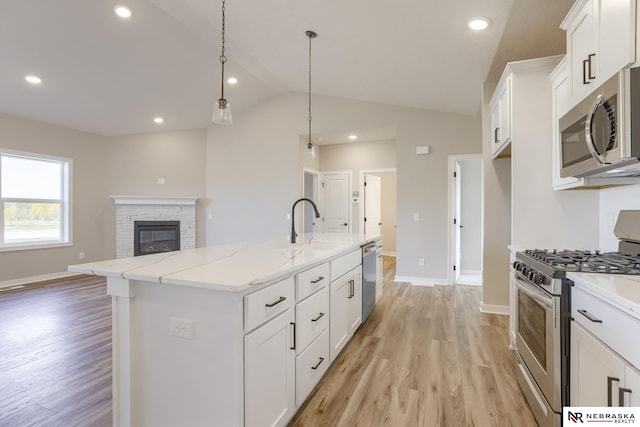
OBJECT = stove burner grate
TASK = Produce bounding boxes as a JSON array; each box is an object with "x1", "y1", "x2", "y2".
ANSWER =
[{"x1": 523, "y1": 249, "x2": 640, "y2": 275}]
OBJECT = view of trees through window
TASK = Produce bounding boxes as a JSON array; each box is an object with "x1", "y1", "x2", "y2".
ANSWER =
[
  {"x1": 4, "y1": 202, "x2": 61, "y2": 243},
  {"x1": 1, "y1": 150, "x2": 69, "y2": 247}
]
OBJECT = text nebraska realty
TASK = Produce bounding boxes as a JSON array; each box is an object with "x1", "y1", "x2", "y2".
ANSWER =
[{"x1": 568, "y1": 411, "x2": 636, "y2": 423}]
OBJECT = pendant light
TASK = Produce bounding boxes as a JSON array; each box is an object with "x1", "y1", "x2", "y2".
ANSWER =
[
  {"x1": 306, "y1": 30, "x2": 317, "y2": 158},
  {"x1": 212, "y1": 0, "x2": 232, "y2": 124}
]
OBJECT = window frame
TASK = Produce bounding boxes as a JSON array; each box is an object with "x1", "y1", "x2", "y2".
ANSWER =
[{"x1": 0, "y1": 148, "x2": 73, "y2": 252}]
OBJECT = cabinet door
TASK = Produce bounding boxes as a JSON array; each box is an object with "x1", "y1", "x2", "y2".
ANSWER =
[
  {"x1": 347, "y1": 269, "x2": 362, "y2": 336},
  {"x1": 568, "y1": 0, "x2": 596, "y2": 103},
  {"x1": 623, "y1": 365, "x2": 640, "y2": 407},
  {"x1": 245, "y1": 309, "x2": 295, "y2": 427},
  {"x1": 598, "y1": 0, "x2": 636, "y2": 83},
  {"x1": 571, "y1": 321, "x2": 625, "y2": 406},
  {"x1": 498, "y1": 76, "x2": 511, "y2": 145},
  {"x1": 329, "y1": 275, "x2": 350, "y2": 362}
]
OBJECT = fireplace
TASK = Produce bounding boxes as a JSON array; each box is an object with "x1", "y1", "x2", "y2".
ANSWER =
[{"x1": 134, "y1": 221, "x2": 180, "y2": 256}]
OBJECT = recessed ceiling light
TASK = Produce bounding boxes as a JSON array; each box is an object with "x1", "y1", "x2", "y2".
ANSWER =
[
  {"x1": 114, "y1": 5, "x2": 132, "y2": 19},
  {"x1": 348, "y1": 134, "x2": 358, "y2": 140},
  {"x1": 227, "y1": 77, "x2": 238, "y2": 85},
  {"x1": 468, "y1": 17, "x2": 490, "y2": 31},
  {"x1": 153, "y1": 117, "x2": 164, "y2": 124},
  {"x1": 24, "y1": 75, "x2": 42, "y2": 85}
]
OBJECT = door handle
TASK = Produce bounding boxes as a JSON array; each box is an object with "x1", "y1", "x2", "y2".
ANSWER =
[
  {"x1": 311, "y1": 312, "x2": 325, "y2": 322},
  {"x1": 583, "y1": 58, "x2": 590, "y2": 84},
  {"x1": 588, "y1": 53, "x2": 596, "y2": 80},
  {"x1": 290, "y1": 322, "x2": 296, "y2": 350},
  {"x1": 494, "y1": 127, "x2": 500, "y2": 143},
  {"x1": 311, "y1": 357, "x2": 325, "y2": 370},
  {"x1": 577, "y1": 309, "x2": 602, "y2": 323},
  {"x1": 342, "y1": 223, "x2": 348, "y2": 226},
  {"x1": 619, "y1": 387, "x2": 632, "y2": 407},
  {"x1": 607, "y1": 376, "x2": 620, "y2": 406}
]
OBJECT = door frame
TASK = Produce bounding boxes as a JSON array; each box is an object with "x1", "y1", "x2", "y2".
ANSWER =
[
  {"x1": 320, "y1": 170, "x2": 353, "y2": 234},
  {"x1": 358, "y1": 168, "x2": 396, "y2": 236},
  {"x1": 447, "y1": 154, "x2": 483, "y2": 285},
  {"x1": 302, "y1": 167, "x2": 321, "y2": 234}
]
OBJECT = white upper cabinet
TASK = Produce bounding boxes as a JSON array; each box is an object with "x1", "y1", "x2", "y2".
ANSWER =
[
  {"x1": 490, "y1": 75, "x2": 512, "y2": 159},
  {"x1": 562, "y1": 0, "x2": 636, "y2": 107}
]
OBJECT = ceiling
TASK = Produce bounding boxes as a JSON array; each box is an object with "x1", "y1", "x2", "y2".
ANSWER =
[{"x1": 0, "y1": 0, "x2": 571, "y2": 138}]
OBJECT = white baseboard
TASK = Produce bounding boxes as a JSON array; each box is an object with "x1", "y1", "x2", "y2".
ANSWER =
[
  {"x1": 479, "y1": 303, "x2": 509, "y2": 315},
  {"x1": 0, "y1": 271, "x2": 82, "y2": 290},
  {"x1": 381, "y1": 251, "x2": 396, "y2": 257},
  {"x1": 394, "y1": 275, "x2": 449, "y2": 286},
  {"x1": 460, "y1": 269, "x2": 481, "y2": 276}
]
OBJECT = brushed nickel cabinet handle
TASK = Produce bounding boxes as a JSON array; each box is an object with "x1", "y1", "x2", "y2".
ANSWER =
[
  {"x1": 311, "y1": 357, "x2": 325, "y2": 370},
  {"x1": 265, "y1": 296, "x2": 286, "y2": 308},
  {"x1": 578, "y1": 309, "x2": 603, "y2": 323},
  {"x1": 608, "y1": 376, "x2": 620, "y2": 406},
  {"x1": 311, "y1": 312, "x2": 325, "y2": 322},
  {"x1": 619, "y1": 387, "x2": 632, "y2": 407},
  {"x1": 311, "y1": 276, "x2": 324, "y2": 284},
  {"x1": 583, "y1": 58, "x2": 590, "y2": 84}
]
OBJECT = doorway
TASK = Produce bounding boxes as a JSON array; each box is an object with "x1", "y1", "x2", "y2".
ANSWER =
[
  {"x1": 359, "y1": 168, "x2": 397, "y2": 256},
  {"x1": 302, "y1": 168, "x2": 320, "y2": 234},
  {"x1": 448, "y1": 155, "x2": 483, "y2": 286}
]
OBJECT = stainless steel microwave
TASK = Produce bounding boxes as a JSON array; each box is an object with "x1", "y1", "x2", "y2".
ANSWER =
[{"x1": 559, "y1": 67, "x2": 640, "y2": 178}]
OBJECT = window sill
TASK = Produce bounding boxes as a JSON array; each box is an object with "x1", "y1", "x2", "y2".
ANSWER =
[{"x1": 0, "y1": 241, "x2": 73, "y2": 253}]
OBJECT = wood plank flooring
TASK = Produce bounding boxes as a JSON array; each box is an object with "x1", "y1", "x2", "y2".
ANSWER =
[
  {"x1": 289, "y1": 257, "x2": 538, "y2": 426},
  {"x1": 0, "y1": 276, "x2": 112, "y2": 427},
  {"x1": 0, "y1": 258, "x2": 537, "y2": 426}
]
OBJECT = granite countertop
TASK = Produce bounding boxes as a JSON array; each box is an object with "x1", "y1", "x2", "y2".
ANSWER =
[
  {"x1": 69, "y1": 233, "x2": 381, "y2": 292},
  {"x1": 568, "y1": 272, "x2": 640, "y2": 320}
]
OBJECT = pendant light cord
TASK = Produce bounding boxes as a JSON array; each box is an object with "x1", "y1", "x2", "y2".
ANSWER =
[
  {"x1": 307, "y1": 31, "x2": 316, "y2": 147},
  {"x1": 219, "y1": 0, "x2": 227, "y2": 100}
]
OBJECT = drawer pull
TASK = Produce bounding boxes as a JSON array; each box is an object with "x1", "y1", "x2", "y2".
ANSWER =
[
  {"x1": 311, "y1": 312, "x2": 325, "y2": 322},
  {"x1": 619, "y1": 387, "x2": 632, "y2": 407},
  {"x1": 310, "y1": 276, "x2": 325, "y2": 284},
  {"x1": 290, "y1": 322, "x2": 296, "y2": 350},
  {"x1": 607, "y1": 376, "x2": 620, "y2": 407},
  {"x1": 311, "y1": 357, "x2": 325, "y2": 370},
  {"x1": 578, "y1": 309, "x2": 603, "y2": 323},
  {"x1": 265, "y1": 296, "x2": 286, "y2": 308}
]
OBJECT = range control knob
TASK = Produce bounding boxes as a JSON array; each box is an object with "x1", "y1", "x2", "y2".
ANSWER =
[{"x1": 527, "y1": 271, "x2": 536, "y2": 281}]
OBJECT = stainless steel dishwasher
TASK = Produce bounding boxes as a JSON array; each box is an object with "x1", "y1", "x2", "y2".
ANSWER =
[{"x1": 361, "y1": 242, "x2": 377, "y2": 322}]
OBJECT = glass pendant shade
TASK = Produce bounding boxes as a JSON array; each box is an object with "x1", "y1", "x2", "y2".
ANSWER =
[
  {"x1": 212, "y1": 98, "x2": 233, "y2": 124},
  {"x1": 307, "y1": 142, "x2": 316, "y2": 159}
]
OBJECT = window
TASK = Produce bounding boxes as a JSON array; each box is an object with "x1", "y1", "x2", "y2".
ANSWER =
[{"x1": 0, "y1": 149, "x2": 71, "y2": 250}]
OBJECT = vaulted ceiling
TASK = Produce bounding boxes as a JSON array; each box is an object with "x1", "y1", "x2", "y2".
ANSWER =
[{"x1": 0, "y1": 0, "x2": 572, "y2": 137}]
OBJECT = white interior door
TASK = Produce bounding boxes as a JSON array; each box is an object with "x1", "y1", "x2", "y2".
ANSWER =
[
  {"x1": 322, "y1": 173, "x2": 350, "y2": 234},
  {"x1": 364, "y1": 174, "x2": 382, "y2": 236},
  {"x1": 454, "y1": 162, "x2": 462, "y2": 282}
]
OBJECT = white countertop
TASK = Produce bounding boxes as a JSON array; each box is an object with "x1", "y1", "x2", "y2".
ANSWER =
[
  {"x1": 69, "y1": 233, "x2": 381, "y2": 292},
  {"x1": 568, "y1": 272, "x2": 640, "y2": 320}
]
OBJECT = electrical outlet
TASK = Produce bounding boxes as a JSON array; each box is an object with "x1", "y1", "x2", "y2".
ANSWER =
[
  {"x1": 170, "y1": 317, "x2": 194, "y2": 340},
  {"x1": 79, "y1": 251, "x2": 85, "y2": 260},
  {"x1": 157, "y1": 177, "x2": 165, "y2": 185},
  {"x1": 414, "y1": 213, "x2": 420, "y2": 222},
  {"x1": 419, "y1": 258, "x2": 425, "y2": 266}
]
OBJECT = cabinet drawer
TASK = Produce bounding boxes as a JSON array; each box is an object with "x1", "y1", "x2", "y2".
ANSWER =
[
  {"x1": 331, "y1": 249, "x2": 361, "y2": 281},
  {"x1": 245, "y1": 278, "x2": 295, "y2": 332},
  {"x1": 297, "y1": 263, "x2": 330, "y2": 301},
  {"x1": 295, "y1": 328, "x2": 330, "y2": 406},
  {"x1": 572, "y1": 286, "x2": 640, "y2": 368},
  {"x1": 295, "y1": 286, "x2": 329, "y2": 353}
]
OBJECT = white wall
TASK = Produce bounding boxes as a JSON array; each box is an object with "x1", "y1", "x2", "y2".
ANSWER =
[
  {"x1": 459, "y1": 159, "x2": 482, "y2": 272},
  {"x1": 599, "y1": 184, "x2": 640, "y2": 250},
  {"x1": 206, "y1": 92, "x2": 481, "y2": 282}
]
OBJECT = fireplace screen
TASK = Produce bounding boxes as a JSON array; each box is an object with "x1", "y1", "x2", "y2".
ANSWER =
[{"x1": 134, "y1": 221, "x2": 180, "y2": 256}]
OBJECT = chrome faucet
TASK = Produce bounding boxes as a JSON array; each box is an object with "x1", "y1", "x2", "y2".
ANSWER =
[{"x1": 290, "y1": 198, "x2": 320, "y2": 244}]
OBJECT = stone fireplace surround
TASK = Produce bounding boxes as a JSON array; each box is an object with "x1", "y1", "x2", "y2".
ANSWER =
[{"x1": 112, "y1": 196, "x2": 197, "y2": 259}]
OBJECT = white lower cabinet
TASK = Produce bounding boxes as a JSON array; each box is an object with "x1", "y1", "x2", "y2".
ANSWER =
[
  {"x1": 244, "y1": 309, "x2": 296, "y2": 427},
  {"x1": 295, "y1": 328, "x2": 330, "y2": 405},
  {"x1": 330, "y1": 267, "x2": 362, "y2": 362}
]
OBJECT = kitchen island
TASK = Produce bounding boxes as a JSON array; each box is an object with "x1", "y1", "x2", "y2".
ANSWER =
[{"x1": 69, "y1": 233, "x2": 381, "y2": 427}]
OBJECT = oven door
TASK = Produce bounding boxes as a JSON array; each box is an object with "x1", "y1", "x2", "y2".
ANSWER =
[{"x1": 514, "y1": 274, "x2": 561, "y2": 411}]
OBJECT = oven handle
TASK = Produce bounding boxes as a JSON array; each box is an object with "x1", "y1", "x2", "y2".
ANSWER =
[{"x1": 515, "y1": 277, "x2": 552, "y2": 309}]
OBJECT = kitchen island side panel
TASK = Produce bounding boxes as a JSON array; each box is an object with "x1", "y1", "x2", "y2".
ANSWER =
[{"x1": 117, "y1": 280, "x2": 245, "y2": 427}]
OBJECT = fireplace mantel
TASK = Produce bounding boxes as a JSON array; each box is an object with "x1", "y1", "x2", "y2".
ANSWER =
[{"x1": 111, "y1": 196, "x2": 198, "y2": 206}]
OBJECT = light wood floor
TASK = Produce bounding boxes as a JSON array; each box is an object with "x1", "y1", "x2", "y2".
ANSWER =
[
  {"x1": 0, "y1": 276, "x2": 112, "y2": 426},
  {"x1": 0, "y1": 258, "x2": 537, "y2": 427},
  {"x1": 289, "y1": 257, "x2": 538, "y2": 426}
]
